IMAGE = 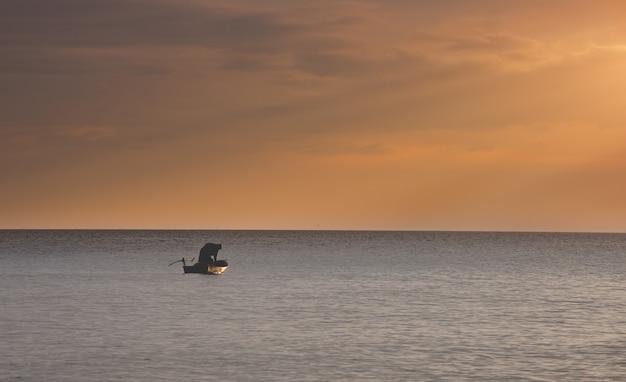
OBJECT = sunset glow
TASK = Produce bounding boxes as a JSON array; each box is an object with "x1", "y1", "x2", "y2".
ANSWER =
[{"x1": 2, "y1": 0, "x2": 626, "y2": 231}]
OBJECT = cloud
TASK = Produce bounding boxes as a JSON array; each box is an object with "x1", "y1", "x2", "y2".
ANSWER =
[
  {"x1": 307, "y1": 141, "x2": 391, "y2": 157},
  {"x1": 2, "y1": 0, "x2": 420, "y2": 82},
  {"x1": 443, "y1": 33, "x2": 541, "y2": 53},
  {"x1": 0, "y1": 47, "x2": 171, "y2": 76},
  {"x1": 0, "y1": 0, "x2": 321, "y2": 81},
  {"x1": 293, "y1": 52, "x2": 375, "y2": 77},
  {"x1": 0, "y1": 0, "x2": 300, "y2": 49},
  {"x1": 62, "y1": 126, "x2": 118, "y2": 141}
]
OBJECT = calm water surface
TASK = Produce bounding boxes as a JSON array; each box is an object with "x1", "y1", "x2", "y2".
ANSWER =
[{"x1": 1, "y1": 230, "x2": 625, "y2": 381}]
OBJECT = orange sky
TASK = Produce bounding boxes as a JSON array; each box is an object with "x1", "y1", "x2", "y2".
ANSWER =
[{"x1": 2, "y1": 0, "x2": 626, "y2": 231}]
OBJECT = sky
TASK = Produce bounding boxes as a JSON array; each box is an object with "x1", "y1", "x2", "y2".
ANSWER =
[{"x1": 2, "y1": 0, "x2": 626, "y2": 232}]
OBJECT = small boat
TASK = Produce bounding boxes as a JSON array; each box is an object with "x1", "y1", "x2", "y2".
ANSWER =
[{"x1": 169, "y1": 243, "x2": 228, "y2": 275}]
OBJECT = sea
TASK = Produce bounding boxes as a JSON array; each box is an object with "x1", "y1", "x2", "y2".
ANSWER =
[{"x1": 1, "y1": 230, "x2": 625, "y2": 381}]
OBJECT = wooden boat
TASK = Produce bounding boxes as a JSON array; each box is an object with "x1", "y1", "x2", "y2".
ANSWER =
[{"x1": 170, "y1": 243, "x2": 228, "y2": 275}]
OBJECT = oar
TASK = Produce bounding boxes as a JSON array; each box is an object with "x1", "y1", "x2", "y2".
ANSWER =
[{"x1": 168, "y1": 257, "x2": 195, "y2": 266}]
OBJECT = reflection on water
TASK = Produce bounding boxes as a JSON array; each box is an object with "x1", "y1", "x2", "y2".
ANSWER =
[{"x1": 1, "y1": 230, "x2": 625, "y2": 381}]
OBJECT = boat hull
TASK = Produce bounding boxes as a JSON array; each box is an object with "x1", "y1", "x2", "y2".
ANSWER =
[{"x1": 183, "y1": 261, "x2": 228, "y2": 275}]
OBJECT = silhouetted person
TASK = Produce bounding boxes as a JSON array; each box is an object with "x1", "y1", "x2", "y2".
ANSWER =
[{"x1": 181, "y1": 257, "x2": 186, "y2": 266}]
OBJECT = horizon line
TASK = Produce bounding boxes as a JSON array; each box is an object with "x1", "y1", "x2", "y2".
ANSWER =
[{"x1": 1, "y1": 228, "x2": 624, "y2": 234}]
